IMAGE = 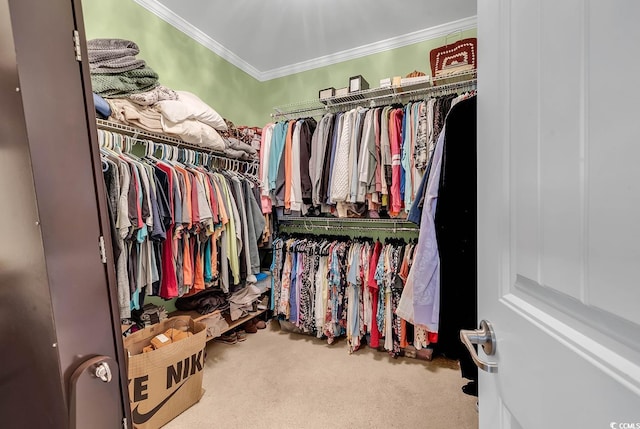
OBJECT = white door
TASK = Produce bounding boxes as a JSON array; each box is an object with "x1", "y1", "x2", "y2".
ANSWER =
[{"x1": 475, "y1": 1, "x2": 640, "y2": 428}]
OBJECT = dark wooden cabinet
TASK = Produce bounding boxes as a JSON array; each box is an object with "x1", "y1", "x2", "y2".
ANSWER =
[{"x1": 0, "y1": 0, "x2": 129, "y2": 427}]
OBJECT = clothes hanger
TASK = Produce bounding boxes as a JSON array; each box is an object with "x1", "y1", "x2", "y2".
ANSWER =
[
  {"x1": 145, "y1": 140, "x2": 155, "y2": 158},
  {"x1": 98, "y1": 131, "x2": 120, "y2": 161},
  {"x1": 159, "y1": 143, "x2": 167, "y2": 160},
  {"x1": 164, "y1": 145, "x2": 173, "y2": 162}
]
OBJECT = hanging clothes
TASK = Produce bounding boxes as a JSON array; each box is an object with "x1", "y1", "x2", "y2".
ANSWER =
[
  {"x1": 98, "y1": 129, "x2": 265, "y2": 318},
  {"x1": 271, "y1": 236, "x2": 414, "y2": 357},
  {"x1": 259, "y1": 92, "x2": 475, "y2": 219}
]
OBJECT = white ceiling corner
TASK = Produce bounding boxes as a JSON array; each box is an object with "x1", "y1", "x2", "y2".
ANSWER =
[
  {"x1": 131, "y1": 0, "x2": 262, "y2": 78},
  {"x1": 259, "y1": 16, "x2": 477, "y2": 81},
  {"x1": 131, "y1": 0, "x2": 476, "y2": 82}
]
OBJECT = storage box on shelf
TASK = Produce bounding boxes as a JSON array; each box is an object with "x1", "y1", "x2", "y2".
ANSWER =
[{"x1": 274, "y1": 70, "x2": 476, "y2": 121}]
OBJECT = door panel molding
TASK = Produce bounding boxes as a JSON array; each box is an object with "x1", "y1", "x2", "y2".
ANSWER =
[
  {"x1": 479, "y1": 0, "x2": 640, "y2": 426},
  {"x1": 501, "y1": 293, "x2": 640, "y2": 395},
  {"x1": 513, "y1": 275, "x2": 640, "y2": 355}
]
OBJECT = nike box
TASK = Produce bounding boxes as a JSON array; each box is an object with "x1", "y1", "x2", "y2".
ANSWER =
[{"x1": 124, "y1": 316, "x2": 207, "y2": 429}]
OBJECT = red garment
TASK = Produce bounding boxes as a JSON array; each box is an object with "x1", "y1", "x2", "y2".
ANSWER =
[
  {"x1": 156, "y1": 163, "x2": 178, "y2": 298},
  {"x1": 368, "y1": 241, "x2": 382, "y2": 348},
  {"x1": 428, "y1": 331, "x2": 438, "y2": 344},
  {"x1": 389, "y1": 109, "x2": 404, "y2": 215}
]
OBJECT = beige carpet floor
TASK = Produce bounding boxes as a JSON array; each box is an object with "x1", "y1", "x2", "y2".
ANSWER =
[{"x1": 165, "y1": 320, "x2": 478, "y2": 429}]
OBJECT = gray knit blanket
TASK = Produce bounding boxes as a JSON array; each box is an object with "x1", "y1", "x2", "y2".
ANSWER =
[
  {"x1": 91, "y1": 66, "x2": 159, "y2": 98},
  {"x1": 87, "y1": 39, "x2": 146, "y2": 74}
]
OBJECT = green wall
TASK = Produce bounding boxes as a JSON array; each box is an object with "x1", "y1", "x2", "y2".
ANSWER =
[
  {"x1": 82, "y1": 1, "x2": 474, "y2": 313},
  {"x1": 82, "y1": 0, "x2": 475, "y2": 127},
  {"x1": 81, "y1": 0, "x2": 264, "y2": 125},
  {"x1": 259, "y1": 28, "x2": 477, "y2": 123}
]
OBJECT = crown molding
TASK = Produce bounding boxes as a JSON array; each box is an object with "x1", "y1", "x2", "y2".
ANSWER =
[
  {"x1": 131, "y1": 0, "x2": 262, "y2": 79},
  {"x1": 259, "y1": 15, "x2": 477, "y2": 81},
  {"x1": 132, "y1": 0, "x2": 476, "y2": 82}
]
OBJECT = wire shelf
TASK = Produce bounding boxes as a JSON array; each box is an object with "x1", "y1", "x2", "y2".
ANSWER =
[
  {"x1": 95, "y1": 119, "x2": 259, "y2": 168},
  {"x1": 278, "y1": 216, "x2": 419, "y2": 234},
  {"x1": 279, "y1": 216, "x2": 417, "y2": 225},
  {"x1": 97, "y1": 119, "x2": 190, "y2": 147},
  {"x1": 271, "y1": 70, "x2": 477, "y2": 120}
]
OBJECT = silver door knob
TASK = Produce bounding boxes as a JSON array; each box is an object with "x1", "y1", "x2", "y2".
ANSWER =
[
  {"x1": 460, "y1": 319, "x2": 498, "y2": 373},
  {"x1": 94, "y1": 362, "x2": 112, "y2": 383}
]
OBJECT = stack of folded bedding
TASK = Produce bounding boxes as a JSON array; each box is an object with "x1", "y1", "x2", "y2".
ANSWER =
[
  {"x1": 88, "y1": 38, "x2": 229, "y2": 150},
  {"x1": 88, "y1": 39, "x2": 160, "y2": 98},
  {"x1": 152, "y1": 90, "x2": 228, "y2": 151}
]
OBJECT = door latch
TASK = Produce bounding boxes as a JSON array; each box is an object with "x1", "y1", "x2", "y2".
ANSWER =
[
  {"x1": 460, "y1": 319, "x2": 498, "y2": 373},
  {"x1": 94, "y1": 362, "x2": 112, "y2": 383}
]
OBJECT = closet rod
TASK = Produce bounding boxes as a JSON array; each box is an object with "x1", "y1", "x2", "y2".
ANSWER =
[
  {"x1": 96, "y1": 119, "x2": 259, "y2": 169},
  {"x1": 279, "y1": 224, "x2": 418, "y2": 233},
  {"x1": 271, "y1": 74, "x2": 477, "y2": 120},
  {"x1": 279, "y1": 216, "x2": 418, "y2": 225}
]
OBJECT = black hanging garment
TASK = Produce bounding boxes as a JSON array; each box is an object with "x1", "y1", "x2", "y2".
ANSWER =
[{"x1": 434, "y1": 96, "x2": 478, "y2": 382}]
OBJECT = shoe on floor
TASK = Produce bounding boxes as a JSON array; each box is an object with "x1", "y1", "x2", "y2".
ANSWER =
[
  {"x1": 236, "y1": 329, "x2": 247, "y2": 342},
  {"x1": 214, "y1": 333, "x2": 238, "y2": 345},
  {"x1": 462, "y1": 381, "x2": 478, "y2": 397},
  {"x1": 243, "y1": 319, "x2": 258, "y2": 334},
  {"x1": 255, "y1": 320, "x2": 267, "y2": 330}
]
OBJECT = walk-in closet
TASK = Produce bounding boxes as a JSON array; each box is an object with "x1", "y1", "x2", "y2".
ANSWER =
[{"x1": 3, "y1": 1, "x2": 639, "y2": 428}]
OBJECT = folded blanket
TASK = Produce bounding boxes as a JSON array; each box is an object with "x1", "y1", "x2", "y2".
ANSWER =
[
  {"x1": 107, "y1": 99, "x2": 164, "y2": 134},
  {"x1": 161, "y1": 117, "x2": 226, "y2": 152},
  {"x1": 128, "y1": 85, "x2": 178, "y2": 106},
  {"x1": 87, "y1": 39, "x2": 145, "y2": 74},
  {"x1": 227, "y1": 137, "x2": 257, "y2": 156},
  {"x1": 91, "y1": 66, "x2": 159, "y2": 98},
  {"x1": 228, "y1": 284, "x2": 261, "y2": 321}
]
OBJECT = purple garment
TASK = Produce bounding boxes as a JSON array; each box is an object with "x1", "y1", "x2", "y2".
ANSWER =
[{"x1": 411, "y1": 127, "x2": 446, "y2": 329}]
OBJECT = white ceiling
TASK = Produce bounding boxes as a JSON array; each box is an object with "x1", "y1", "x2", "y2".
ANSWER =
[{"x1": 134, "y1": 0, "x2": 477, "y2": 81}]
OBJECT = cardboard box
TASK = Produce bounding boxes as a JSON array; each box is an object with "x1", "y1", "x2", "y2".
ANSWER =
[{"x1": 124, "y1": 316, "x2": 207, "y2": 429}]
